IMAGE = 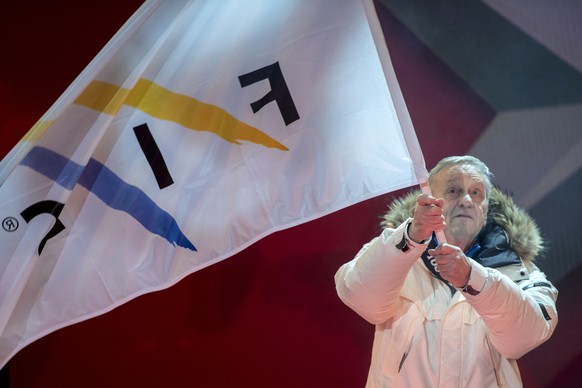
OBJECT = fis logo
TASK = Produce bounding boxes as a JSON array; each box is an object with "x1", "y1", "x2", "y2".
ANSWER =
[{"x1": 15, "y1": 62, "x2": 299, "y2": 255}]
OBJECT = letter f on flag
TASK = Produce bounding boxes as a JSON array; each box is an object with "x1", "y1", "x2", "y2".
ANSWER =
[{"x1": 239, "y1": 61, "x2": 300, "y2": 126}]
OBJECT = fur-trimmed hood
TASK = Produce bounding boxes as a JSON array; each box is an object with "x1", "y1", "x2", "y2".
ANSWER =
[{"x1": 381, "y1": 188, "x2": 544, "y2": 264}]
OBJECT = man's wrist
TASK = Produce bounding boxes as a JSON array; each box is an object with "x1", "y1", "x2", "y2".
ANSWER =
[
  {"x1": 395, "y1": 219, "x2": 430, "y2": 253},
  {"x1": 457, "y1": 261, "x2": 487, "y2": 296},
  {"x1": 460, "y1": 265, "x2": 480, "y2": 295}
]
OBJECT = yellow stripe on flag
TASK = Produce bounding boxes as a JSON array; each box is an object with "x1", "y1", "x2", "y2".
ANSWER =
[{"x1": 74, "y1": 79, "x2": 288, "y2": 150}]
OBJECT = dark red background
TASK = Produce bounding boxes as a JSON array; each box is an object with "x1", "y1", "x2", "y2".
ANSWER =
[{"x1": 0, "y1": 1, "x2": 576, "y2": 387}]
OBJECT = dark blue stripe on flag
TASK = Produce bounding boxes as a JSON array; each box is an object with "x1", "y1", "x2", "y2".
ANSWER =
[{"x1": 21, "y1": 146, "x2": 196, "y2": 251}]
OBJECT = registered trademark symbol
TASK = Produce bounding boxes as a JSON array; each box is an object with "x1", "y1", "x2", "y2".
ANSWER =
[{"x1": 2, "y1": 217, "x2": 19, "y2": 232}]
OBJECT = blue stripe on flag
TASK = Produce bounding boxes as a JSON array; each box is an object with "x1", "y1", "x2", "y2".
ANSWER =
[{"x1": 21, "y1": 146, "x2": 196, "y2": 251}]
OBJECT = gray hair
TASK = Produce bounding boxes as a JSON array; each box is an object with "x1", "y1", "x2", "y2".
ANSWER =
[{"x1": 428, "y1": 155, "x2": 494, "y2": 195}]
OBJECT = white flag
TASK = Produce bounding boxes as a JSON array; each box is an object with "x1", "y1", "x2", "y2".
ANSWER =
[{"x1": 0, "y1": 0, "x2": 426, "y2": 367}]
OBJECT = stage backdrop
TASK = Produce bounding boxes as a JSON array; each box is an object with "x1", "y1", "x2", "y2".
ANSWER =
[{"x1": 1, "y1": 1, "x2": 580, "y2": 387}]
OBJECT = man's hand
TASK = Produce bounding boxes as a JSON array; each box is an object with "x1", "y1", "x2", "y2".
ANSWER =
[
  {"x1": 409, "y1": 194, "x2": 445, "y2": 243},
  {"x1": 428, "y1": 243, "x2": 471, "y2": 288}
]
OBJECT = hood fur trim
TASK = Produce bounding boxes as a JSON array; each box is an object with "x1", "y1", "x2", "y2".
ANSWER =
[{"x1": 380, "y1": 188, "x2": 544, "y2": 263}]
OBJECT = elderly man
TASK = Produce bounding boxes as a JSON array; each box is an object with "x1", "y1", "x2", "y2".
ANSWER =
[{"x1": 335, "y1": 156, "x2": 558, "y2": 387}]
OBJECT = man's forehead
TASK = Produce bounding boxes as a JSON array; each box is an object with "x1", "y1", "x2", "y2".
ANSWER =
[{"x1": 438, "y1": 165, "x2": 485, "y2": 185}]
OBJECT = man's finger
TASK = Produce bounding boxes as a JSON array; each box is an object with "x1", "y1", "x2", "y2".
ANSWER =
[{"x1": 417, "y1": 194, "x2": 442, "y2": 207}]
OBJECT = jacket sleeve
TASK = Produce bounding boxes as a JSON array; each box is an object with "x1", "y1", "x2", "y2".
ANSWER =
[
  {"x1": 334, "y1": 220, "x2": 428, "y2": 325},
  {"x1": 465, "y1": 261, "x2": 558, "y2": 359}
]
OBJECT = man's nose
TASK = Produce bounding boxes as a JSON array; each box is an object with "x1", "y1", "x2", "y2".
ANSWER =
[{"x1": 459, "y1": 193, "x2": 474, "y2": 207}]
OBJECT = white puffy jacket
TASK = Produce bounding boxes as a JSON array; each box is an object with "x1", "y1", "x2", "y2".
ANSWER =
[{"x1": 335, "y1": 219, "x2": 558, "y2": 387}]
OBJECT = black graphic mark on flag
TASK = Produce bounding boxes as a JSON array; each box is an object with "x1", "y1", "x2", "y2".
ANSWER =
[
  {"x1": 21, "y1": 200, "x2": 65, "y2": 255},
  {"x1": 133, "y1": 123, "x2": 175, "y2": 189},
  {"x1": 239, "y1": 61, "x2": 300, "y2": 126}
]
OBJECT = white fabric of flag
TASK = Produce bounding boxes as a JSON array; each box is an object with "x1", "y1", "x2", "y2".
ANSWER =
[{"x1": 0, "y1": 0, "x2": 426, "y2": 367}]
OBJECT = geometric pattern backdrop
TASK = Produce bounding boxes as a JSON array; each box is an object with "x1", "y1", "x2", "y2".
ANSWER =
[{"x1": 0, "y1": 1, "x2": 580, "y2": 387}]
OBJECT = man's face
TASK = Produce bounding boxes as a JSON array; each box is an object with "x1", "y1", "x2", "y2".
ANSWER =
[{"x1": 432, "y1": 164, "x2": 488, "y2": 249}]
